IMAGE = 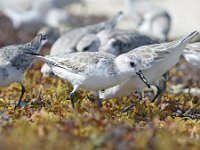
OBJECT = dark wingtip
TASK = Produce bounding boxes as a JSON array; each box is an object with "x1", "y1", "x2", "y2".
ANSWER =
[
  {"x1": 188, "y1": 31, "x2": 199, "y2": 38},
  {"x1": 182, "y1": 31, "x2": 199, "y2": 42}
]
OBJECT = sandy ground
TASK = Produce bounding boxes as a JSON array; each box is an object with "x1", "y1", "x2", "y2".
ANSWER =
[{"x1": 69, "y1": 0, "x2": 200, "y2": 39}]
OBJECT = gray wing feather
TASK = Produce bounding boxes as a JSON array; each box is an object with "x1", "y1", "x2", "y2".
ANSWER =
[
  {"x1": 99, "y1": 29, "x2": 158, "y2": 54},
  {"x1": 0, "y1": 44, "x2": 36, "y2": 70},
  {"x1": 47, "y1": 52, "x2": 116, "y2": 74},
  {"x1": 127, "y1": 40, "x2": 175, "y2": 69}
]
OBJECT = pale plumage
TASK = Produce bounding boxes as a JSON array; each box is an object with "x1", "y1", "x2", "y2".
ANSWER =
[
  {"x1": 98, "y1": 29, "x2": 159, "y2": 56},
  {"x1": 97, "y1": 29, "x2": 167, "y2": 103},
  {"x1": 41, "y1": 11, "x2": 123, "y2": 76},
  {"x1": 27, "y1": 51, "x2": 150, "y2": 108},
  {"x1": 0, "y1": 34, "x2": 47, "y2": 108},
  {"x1": 99, "y1": 31, "x2": 198, "y2": 101}
]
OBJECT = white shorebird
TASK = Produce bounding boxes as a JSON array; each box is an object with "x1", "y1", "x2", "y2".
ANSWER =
[
  {"x1": 98, "y1": 29, "x2": 159, "y2": 56},
  {"x1": 71, "y1": 28, "x2": 167, "y2": 103},
  {"x1": 0, "y1": 0, "x2": 69, "y2": 29},
  {"x1": 125, "y1": 0, "x2": 171, "y2": 41},
  {"x1": 41, "y1": 11, "x2": 123, "y2": 76},
  {"x1": 99, "y1": 31, "x2": 198, "y2": 107},
  {"x1": 26, "y1": 51, "x2": 150, "y2": 108},
  {"x1": 0, "y1": 34, "x2": 47, "y2": 108},
  {"x1": 183, "y1": 42, "x2": 200, "y2": 69},
  {"x1": 96, "y1": 29, "x2": 168, "y2": 102}
]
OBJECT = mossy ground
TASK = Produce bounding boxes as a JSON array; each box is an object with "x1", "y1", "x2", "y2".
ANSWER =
[
  {"x1": 0, "y1": 13, "x2": 200, "y2": 150},
  {"x1": 0, "y1": 64, "x2": 200, "y2": 150}
]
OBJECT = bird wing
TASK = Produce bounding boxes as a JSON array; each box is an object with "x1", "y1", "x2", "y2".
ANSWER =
[
  {"x1": 0, "y1": 44, "x2": 36, "y2": 68},
  {"x1": 127, "y1": 37, "x2": 183, "y2": 70},
  {"x1": 46, "y1": 52, "x2": 116, "y2": 74},
  {"x1": 112, "y1": 30, "x2": 158, "y2": 52},
  {"x1": 0, "y1": 45, "x2": 21, "y2": 63}
]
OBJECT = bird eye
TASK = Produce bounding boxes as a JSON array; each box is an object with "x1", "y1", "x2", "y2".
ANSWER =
[
  {"x1": 83, "y1": 46, "x2": 89, "y2": 51},
  {"x1": 111, "y1": 41, "x2": 117, "y2": 47},
  {"x1": 130, "y1": 62, "x2": 136, "y2": 67}
]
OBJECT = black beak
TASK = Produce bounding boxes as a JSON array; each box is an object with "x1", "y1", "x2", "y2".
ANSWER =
[{"x1": 136, "y1": 70, "x2": 151, "y2": 88}]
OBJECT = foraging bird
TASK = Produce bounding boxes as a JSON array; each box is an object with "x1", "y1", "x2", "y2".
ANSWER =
[
  {"x1": 41, "y1": 11, "x2": 123, "y2": 76},
  {"x1": 76, "y1": 28, "x2": 168, "y2": 104},
  {"x1": 0, "y1": 34, "x2": 47, "y2": 108},
  {"x1": 99, "y1": 31, "x2": 198, "y2": 108},
  {"x1": 125, "y1": 0, "x2": 171, "y2": 41},
  {"x1": 26, "y1": 51, "x2": 150, "y2": 109},
  {"x1": 97, "y1": 29, "x2": 168, "y2": 103}
]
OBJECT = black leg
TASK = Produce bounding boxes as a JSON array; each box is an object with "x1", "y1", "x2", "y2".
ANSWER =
[
  {"x1": 70, "y1": 92, "x2": 75, "y2": 109},
  {"x1": 69, "y1": 85, "x2": 79, "y2": 109},
  {"x1": 151, "y1": 85, "x2": 161, "y2": 103},
  {"x1": 14, "y1": 83, "x2": 25, "y2": 109},
  {"x1": 152, "y1": 73, "x2": 168, "y2": 105}
]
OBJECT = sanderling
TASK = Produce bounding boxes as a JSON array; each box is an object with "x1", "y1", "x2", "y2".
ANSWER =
[
  {"x1": 97, "y1": 29, "x2": 168, "y2": 103},
  {"x1": 99, "y1": 31, "x2": 198, "y2": 105},
  {"x1": 26, "y1": 51, "x2": 150, "y2": 108},
  {"x1": 0, "y1": 34, "x2": 47, "y2": 108},
  {"x1": 41, "y1": 11, "x2": 123, "y2": 76},
  {"x1": 183, "y1": 42, "x2": 200, "y2": 69},
  {"x1": 125, "y1": 0, "x2": 171, "y2": 41},
  {"x1": 97, "y1": 29, "x2": 159, "y2": 56}
]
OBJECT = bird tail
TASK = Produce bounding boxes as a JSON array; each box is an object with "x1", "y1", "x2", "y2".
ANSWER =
[
  {"x1": 166, "y1": 31, "x2": 199, "y2": 52},
  {"x1": 181, "y1": 31, "x2": 199, "y2": 43}
]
